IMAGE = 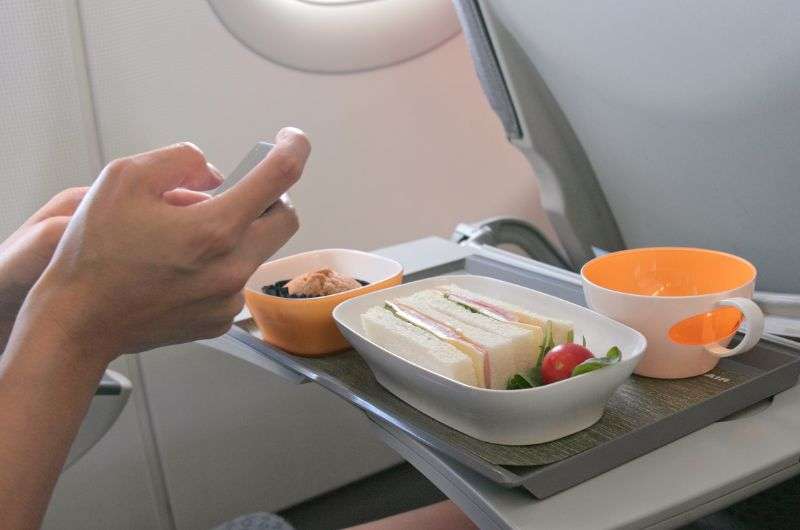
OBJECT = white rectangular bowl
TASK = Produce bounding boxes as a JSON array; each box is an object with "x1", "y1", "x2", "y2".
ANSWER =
[{"x1": 333, "y1": 275, "x2": 647, "y2": 445}]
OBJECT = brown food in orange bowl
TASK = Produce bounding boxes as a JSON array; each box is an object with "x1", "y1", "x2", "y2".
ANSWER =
[
  {"x1": 285, "y1": 268, "x2": 363, "y2": 297},
  {"x1": 244, "y1": 249, "x2": 403, "y2": 356}
]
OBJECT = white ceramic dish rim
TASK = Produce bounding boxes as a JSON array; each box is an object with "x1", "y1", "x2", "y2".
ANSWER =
[
  {"x1": 333, "y1": 275, "x2": 647, "y2": 395},
  {"x1": 245, "y1": 248, "x2": 403, "y2": 302}
]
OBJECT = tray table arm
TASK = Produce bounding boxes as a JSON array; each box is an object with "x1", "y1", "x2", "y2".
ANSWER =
[
  {"x1": 200, "y1": 333, "x2": 309, "y2": 385},
  {"x1": 452, "y1": 216, "x2": 571, "y2": 270}
]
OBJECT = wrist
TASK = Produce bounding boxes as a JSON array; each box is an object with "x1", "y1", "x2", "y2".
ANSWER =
[{"x1": 14, "y1": 271, "x2": 122, "y2": 366}]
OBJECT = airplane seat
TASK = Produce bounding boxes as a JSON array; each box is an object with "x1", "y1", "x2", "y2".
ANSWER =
[{"x1": 452, "y1": 0, "x2": 800, "y2": 304}]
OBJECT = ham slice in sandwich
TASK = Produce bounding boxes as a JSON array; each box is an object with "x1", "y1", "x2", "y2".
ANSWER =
[
  {"x1": 381, "y1": 296, "x2": 521, "y2": 390},
  {"x1": 438, "y1": 284, "x2": 574, "y2": 346},
  {"x1": 394, "y1": 290, "x2": 543, "y2": 377}
]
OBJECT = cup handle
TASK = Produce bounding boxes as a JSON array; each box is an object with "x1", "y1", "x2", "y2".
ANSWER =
[{"x1": 704, "y1": 297, "x2": 764, "y2": 358}]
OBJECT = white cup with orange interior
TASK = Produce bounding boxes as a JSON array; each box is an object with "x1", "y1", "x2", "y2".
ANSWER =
[{"x1": 581, "y1": 247, "x2": 764, "y2": 379}]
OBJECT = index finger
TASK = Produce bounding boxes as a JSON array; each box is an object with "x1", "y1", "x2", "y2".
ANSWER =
[
  {"x1": 207, "y1": 128, "x2": 310, "y2": 228},
  {"x1": 134, "y1": 142, "x2": 224, "y2": 194}
]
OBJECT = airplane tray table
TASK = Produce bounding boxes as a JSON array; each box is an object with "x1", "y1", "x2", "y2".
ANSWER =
[{"x1": 227, "y1": 254, "x2": 800, "y2": 498}]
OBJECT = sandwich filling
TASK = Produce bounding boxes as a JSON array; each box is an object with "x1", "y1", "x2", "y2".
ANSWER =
[
  {"x1": 441, "y1": 291, "x2": 517, "y2": 322},
  {"x1": 362, "y1": 291, "x2": 621, "y2": 392},
  {"x1": 439, "y1": 285, "x2": 573, "y2": 345},
  {"x1": 385, "y1": 301, "x2": 491, "y2": 388}
]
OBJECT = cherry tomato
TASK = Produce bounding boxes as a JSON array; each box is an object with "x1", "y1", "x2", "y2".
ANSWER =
[{"x1": 541, "y1": 343, "x2": 594, "y2": 384}]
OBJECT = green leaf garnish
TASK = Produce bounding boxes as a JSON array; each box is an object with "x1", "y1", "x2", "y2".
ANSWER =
[
  {"x1": 545, "y1": 321, "x2": 556, "y2": 353},
  {"x1": 571, "y1": 359, "x2": 612, "y2": 376},
  {"x1": 529, "y1": 366, "x2": 542, "y2": 387},
  {"x1": 446, "y1": 294, "x2": 479, "y2": 313},
  {"x1": 582, "y1": 335, "x2": 587, "y2": 347},
  {"x1": 506, "y1": 374, "x2": 533, "y2": 390},
  {"x1": 571, "y1": 345, "x2": 622, "y2": 377},
  {"x1": 566, "y1": 329, "x2": 574, "y2": 344},
  {"x1": 532, "y1": 321, "x2": 554, "y2": 385}
]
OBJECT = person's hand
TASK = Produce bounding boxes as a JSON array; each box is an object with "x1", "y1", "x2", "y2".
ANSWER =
[
  {"x1": 20, "y1": 128, "x2": 309, "y2": 362},
  {"x1": 0, "y1": 188, "x2": 88, "y2": 339}
]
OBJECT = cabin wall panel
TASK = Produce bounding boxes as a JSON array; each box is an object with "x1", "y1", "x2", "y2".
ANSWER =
[{"x1": 2, "y1": 2, "x2": 167, "y2": 529}]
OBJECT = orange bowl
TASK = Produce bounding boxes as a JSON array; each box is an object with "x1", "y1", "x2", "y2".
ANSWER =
[{"x1": 244, "y1": 249, "x2": 403, "y2": 356}]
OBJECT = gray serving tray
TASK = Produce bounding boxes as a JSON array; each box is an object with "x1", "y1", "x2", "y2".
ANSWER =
[{"x1": 227, "y1": 255, "x2": 800, "y2": 498}]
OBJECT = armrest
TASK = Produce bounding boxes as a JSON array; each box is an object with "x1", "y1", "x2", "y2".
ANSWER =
[
  {"x1": 95, "y1": 371, "x2": 123, "y2": 395},
  {"x1": 67, "y1": 369, "x2": 132, "y2": 467},
  {"x1": 452, "y1": 216, "x2": 571, "y2": 269}
]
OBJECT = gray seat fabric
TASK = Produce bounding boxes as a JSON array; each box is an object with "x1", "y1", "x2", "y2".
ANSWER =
[
  {"x1": 451, "y1": 0, "x2": 522, "y2": 139},
  {"x1": 213, "y1": 512, "x2": 293, "y2": 530},
  {"x1": 469, "y1": 0, "x2": 800, "y2": 294}
]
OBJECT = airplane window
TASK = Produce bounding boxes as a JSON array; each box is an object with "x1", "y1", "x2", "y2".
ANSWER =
[
  {"x1": 300, "y1": 0, "x2": 373, "y2": 4},
  {"x1": 207, "y1": 0, "x2": 461, "y2": 73}
]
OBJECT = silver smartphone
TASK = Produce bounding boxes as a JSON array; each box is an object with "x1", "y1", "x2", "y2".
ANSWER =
[
  {"x1": 214, "y1": 142, "x2": 289, "y2": 215},
  {"x1": 213, "y1": 142, "x2": 274, "y2": 196}
]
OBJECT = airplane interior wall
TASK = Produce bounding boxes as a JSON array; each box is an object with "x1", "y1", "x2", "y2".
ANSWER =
[{"x1": 4, "y1": 1, "x2": 554, "y2": 529}]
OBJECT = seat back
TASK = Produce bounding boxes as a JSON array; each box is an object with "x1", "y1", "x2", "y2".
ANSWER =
[{"x1": 455, "y1": 0, "x2": 800, "y2": 294}]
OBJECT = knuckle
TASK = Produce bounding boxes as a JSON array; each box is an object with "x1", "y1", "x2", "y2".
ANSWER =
[
  {"x1": 103, "y1": 157, "x2": 132, "y2": 178},
  {"x1": 200, "y1": 223, "x2": 237, "y2": 255},
  {"x1": 36, "y1": 216, "x2": 69, "y2": 246},
  {"x1": 214, "y1": 264, "x2": 249, "y2": 296},
  {"x1": 52, "y1": 187, "x2": 87, "y2": 208},
  {"x1": 173, "y1": 142, "x2": 206, "y2": 167}
]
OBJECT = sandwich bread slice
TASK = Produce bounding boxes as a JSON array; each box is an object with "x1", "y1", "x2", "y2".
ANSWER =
[
  {"x1": 388, "y1": 297, "x2": 519, "y2": 390},
  {"x1": 396, "y1": 290, "x2": 543, "y2": 375},
  {"x1": 361, "y1": 306, "x2": 477, "y2": 387}
]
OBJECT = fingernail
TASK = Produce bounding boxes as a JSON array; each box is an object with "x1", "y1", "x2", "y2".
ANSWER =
[
  {"x1": 276, "y1": 127, "x2": 304, "y2": 142},
  {"x1": 280, "y1": 193, "x2": 293, "y2": 208}
]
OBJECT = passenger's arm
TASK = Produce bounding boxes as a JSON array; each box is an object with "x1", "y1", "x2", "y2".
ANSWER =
[
  {"x1": 0, "y1": 187, "x2": 89, "y2": 350},
  {"x1": 0, "y1": 129, "x2": 310, "y2": 530},
  {"x1": 348, "y1": 501, "x2": 478, "y2": 530},
  {"x1": 0, "y1": 311, "x2": 109, "y2": 530}
]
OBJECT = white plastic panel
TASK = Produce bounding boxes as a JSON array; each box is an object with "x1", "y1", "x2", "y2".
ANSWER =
[
  {"x1": 2, "y1": 2, "x2": 165, "y2": 529},
  {"x1": 43, "y1": 369, "x2": 166, "y2": 530},
  {"x1": 77, "y1": 0, "x2": 553, "y2": 265},
  {"x1": 137, "y1": 341, "x2": 403, "y2": 527},
  {"x1": 0, "y1": 1, "x2": 96, "y2": 238}
]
